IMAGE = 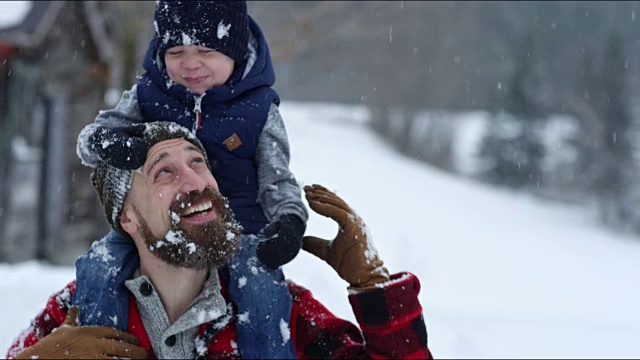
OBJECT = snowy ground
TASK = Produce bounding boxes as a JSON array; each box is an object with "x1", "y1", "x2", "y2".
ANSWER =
[{"x1": 2, "y1": 101, "x2": 640, "y2": 358}]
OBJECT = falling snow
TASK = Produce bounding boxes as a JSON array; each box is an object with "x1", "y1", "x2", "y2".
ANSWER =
[
  {"x1": 217, "y1": 20, "x2": 231, "y2": 39},
  {"x1": 165, "y1": 230, "x2": 186, "y2": 245},
  {"x1": 238, "y1": 276, "x2": 247, "y2": 289},
  {"x1": 181, "y1": 33, "x2": 193, "y2": 45},
  {"x1": 3, "y1": 102, "x2": 640, "y2": 358},
  {"x1": 279, "y1": 319, "x2": 291, "y2": 345},
  {"x1": 237, "y1": 311, "x2": 250, "y2": 324},
  {"x1": 170, "y1": 211, "x2": 181, "y2": 225}
]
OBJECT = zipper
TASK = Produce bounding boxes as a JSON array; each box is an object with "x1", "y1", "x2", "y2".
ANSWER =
[{"x1": 192, "y1": 93, "x2": 206, "y2": 134}]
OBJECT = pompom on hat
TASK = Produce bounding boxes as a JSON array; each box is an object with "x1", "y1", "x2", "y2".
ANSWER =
[
  {"x1": 154, "y1": 0, "x2": 249, "y2": 63},
  {"x1": 91, "y1": 122, "x2": 210, "y2": 234}
]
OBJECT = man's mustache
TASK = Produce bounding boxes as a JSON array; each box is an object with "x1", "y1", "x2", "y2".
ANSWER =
[{"x1": 170, "y1": 186, "x2": 221, "y2": 215}]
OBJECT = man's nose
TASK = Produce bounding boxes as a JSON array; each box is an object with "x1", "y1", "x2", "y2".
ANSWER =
[{"x1": 179, "y1": 167, "x2": 207, "y2": 193}]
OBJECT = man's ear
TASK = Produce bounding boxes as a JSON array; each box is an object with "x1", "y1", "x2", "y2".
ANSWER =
[{"x1": 120, "y1": 204, "x2": 138, "y2": 235}]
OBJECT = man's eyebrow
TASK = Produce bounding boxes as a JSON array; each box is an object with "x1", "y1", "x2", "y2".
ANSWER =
[
  {"x1": 185, "y1": 144, "x2": 202, "y2": 154},
  {"x1": 144, "y1": 144, "x2": 202, "y2": 175},
  {"x1": 145, "y1": 152, "x2": 168, "y2": 176}
]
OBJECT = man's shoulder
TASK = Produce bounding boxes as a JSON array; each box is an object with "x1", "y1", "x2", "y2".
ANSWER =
[
  {"x1": 42, "y1": 280, "x2": 77, "y2": 327},
  {"x1": 51, "y1": 280, "x2": 77, "y2": 308},
  {"x1": 285, "y1": 280, "x2": 311, "y2": 302}
]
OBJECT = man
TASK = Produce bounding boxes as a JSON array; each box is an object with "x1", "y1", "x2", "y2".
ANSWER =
[{"x1": 7, "y1": 122, "x2": 432, "y2": 359}]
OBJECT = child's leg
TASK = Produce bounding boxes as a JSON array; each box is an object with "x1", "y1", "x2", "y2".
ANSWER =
[
  {"x1": 72, "y1": 229, "x2": 139, "y2": 329},
  {"x1": 226, "y1": 234, "x2": 297, "y2": 359}
]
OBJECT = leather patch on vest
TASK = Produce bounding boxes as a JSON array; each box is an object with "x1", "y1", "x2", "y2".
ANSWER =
[{"x1": 223, "y1": 133, "x2": 242, "y2": 151}]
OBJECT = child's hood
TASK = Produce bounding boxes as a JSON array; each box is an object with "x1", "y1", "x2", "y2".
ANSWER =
[{"x1": 141, "y1": 16, "x2": 276, "y2": 104}]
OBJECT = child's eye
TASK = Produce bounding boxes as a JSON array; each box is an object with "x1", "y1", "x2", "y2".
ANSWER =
[
  {"x1": 200, "y1": 49, "x2": 215, "y2": 54},
  {"x1": 167, "y1": 50, "x2": 183, "y2": 56}
]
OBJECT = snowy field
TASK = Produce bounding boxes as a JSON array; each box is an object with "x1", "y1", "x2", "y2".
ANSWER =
[{"x1": 2, "y1": 101, "x2": 640, "y2": 358}]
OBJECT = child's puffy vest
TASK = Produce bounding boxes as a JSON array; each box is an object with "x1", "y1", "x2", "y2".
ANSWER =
[{"x1": 137, "y1": 17, "x2": 279, "y2": 234}]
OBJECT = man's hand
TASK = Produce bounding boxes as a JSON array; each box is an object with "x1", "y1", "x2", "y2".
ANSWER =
[
  {"x1": 302, "y1": 184, "x2": 390, "y2": 290},
  {"x1": 88, "y1": 125, "x2": 148, "y2": 170},
  {"x1": 257, "y1": 214, "x2": 306, "y2": 269},
  {"x1": 14, "y1": 306, "x2": 148, "y2": 359}
]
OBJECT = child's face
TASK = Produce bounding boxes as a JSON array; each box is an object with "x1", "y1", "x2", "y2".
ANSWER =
[{"x1": 164, "y1": 45, "x2": 235, "y2": 95}]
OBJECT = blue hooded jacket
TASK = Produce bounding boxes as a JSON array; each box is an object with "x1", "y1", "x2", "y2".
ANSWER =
[{"x1": 137, "y1": 16, "x2": 279, "y2": 235}]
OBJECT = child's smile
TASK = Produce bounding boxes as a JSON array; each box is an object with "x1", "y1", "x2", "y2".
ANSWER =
[{"x1": 165, "y1": 45, "x2": 235, "y2": 94}]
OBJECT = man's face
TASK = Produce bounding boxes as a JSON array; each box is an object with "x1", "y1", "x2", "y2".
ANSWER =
[
  {"x1": 123, "y1": 138, "x2": 241, "y2": 268},
  {"x1": 164, "y1": 45, "x2": 235, "y2": 94}
]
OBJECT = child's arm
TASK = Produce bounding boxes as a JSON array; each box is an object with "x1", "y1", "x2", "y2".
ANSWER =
[
  {"x1": 256, "y1": 103, "x2": 309, "y2": 224},
  {"x1": 76, "y1": 85, "x2": 144, "y2": 168},
  {"x1": 255, "y1": 103, "x2": 309, "y2": 268}
]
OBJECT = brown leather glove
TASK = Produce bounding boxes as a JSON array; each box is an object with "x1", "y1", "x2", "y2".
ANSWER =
[
  {"x1": 14, "y1": 306, "x2": 148, "y2": 359},
  {"x1": 302, "y1": 184, "x2": 390, "y2": 290}
]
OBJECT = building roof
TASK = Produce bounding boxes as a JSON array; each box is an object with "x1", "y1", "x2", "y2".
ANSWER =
[
  {"x1": 0, "y1": 1, "x2": 117, "y2": 67},
  {"x1": 0, "y1": 1, "x2": 64, "y2": 48}
]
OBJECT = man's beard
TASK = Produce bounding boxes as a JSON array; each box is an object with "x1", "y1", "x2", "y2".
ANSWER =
[{"x1": 135, "y1": 187, "x2": 242, "y2": 269}]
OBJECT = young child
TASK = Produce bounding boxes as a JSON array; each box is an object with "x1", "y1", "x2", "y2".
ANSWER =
[{"x1": 74, "y1": 1, "x2": 307, "y2": 358}]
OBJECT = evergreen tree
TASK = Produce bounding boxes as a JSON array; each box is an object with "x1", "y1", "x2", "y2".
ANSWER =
[
  {"x1": 478, "y1": 32, "x2": 546, "y2": 189},
  {"x1": 566, "y1": 45, "x2": 603, "y2": 194},
  {"x1": 478, "y1": 113, "x2": 544, "y2": 188},
  {"x1": 595, "y1": 32, "x2": 638, "y2": 229}
]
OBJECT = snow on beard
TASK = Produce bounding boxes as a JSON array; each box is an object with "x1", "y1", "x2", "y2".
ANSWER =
[{"x1": 138, "y1": 186, "x2": 242, "y2": 269}]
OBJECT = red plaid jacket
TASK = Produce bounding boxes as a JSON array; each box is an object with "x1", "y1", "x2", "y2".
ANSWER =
[{"x1": 7, "y1": 272, "x2": 432, "y2": 359}]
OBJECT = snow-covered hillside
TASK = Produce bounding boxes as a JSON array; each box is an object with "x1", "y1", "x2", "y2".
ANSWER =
[{"x1": 2, "y1": 101, "x2": 640, "y2": 358}]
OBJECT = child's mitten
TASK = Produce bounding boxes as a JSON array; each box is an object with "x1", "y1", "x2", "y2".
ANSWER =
[
  {"x1": 88, "y1": 125, "x2": 148, "y2": 170},
  {"x1": 256, "y1": 214, "x2": 306, "y2": 269}
]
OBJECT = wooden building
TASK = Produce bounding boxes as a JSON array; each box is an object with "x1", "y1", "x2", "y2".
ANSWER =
[{"x1": 0, "y1": 1, "x2": 123, "y2": 264}]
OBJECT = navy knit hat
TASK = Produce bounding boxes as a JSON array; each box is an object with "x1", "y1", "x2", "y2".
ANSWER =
[{"x1": 154, "y1": 0, "x2": 249, "y2": 64}]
